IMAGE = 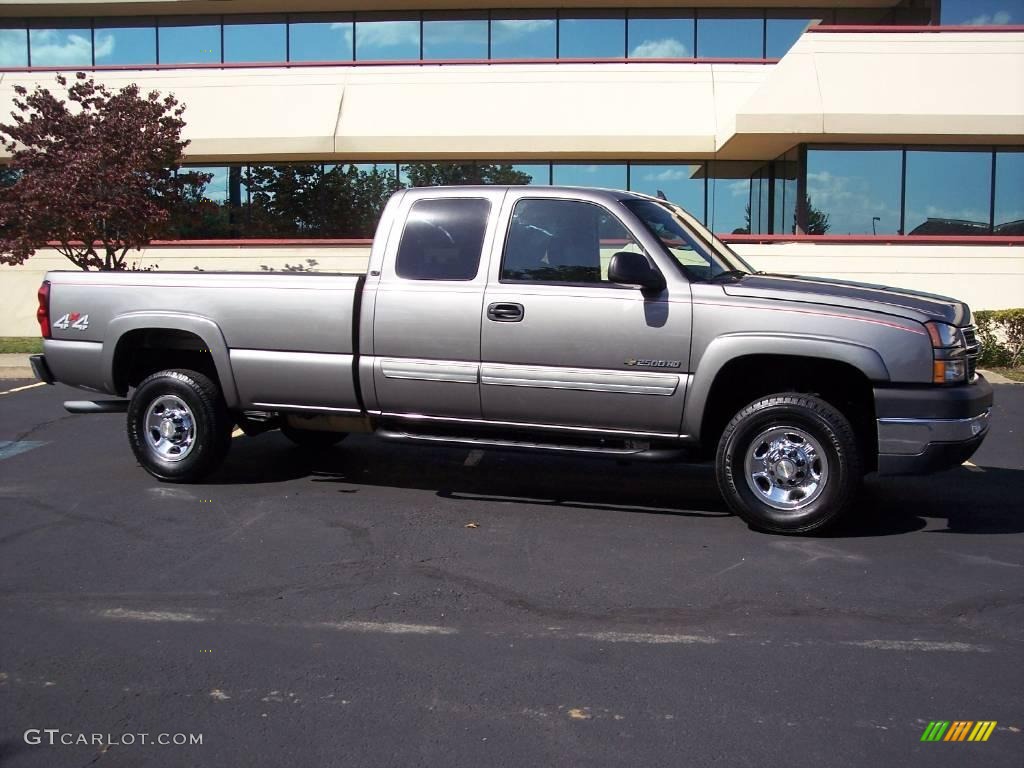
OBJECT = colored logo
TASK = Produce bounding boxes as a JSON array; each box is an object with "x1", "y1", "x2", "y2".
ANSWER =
[{"x1": 921, "y1": 721, "x2": 997, "y2": 742}]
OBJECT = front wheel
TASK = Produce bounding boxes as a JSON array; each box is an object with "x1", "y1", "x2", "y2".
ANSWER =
[
  {"x1": 715, "y1": 394, "x2": 862, "y2": 534},
  {"x1": 127, "y1": 369, "x2": 233, "y2": 483}
]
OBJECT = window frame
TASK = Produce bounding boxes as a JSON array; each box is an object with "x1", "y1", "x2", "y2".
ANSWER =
[{"x1": 497, "y1": 197, "x2": 650, "y2": 289}]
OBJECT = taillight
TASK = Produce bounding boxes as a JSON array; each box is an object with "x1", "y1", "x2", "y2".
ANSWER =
[{"x1": 37, "y1": 280, "x2": 51, "y2": 339}]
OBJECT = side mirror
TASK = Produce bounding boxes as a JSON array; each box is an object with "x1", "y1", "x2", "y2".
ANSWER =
[{"x1": 608, "y1": 251, "x2": 665, "y2": 292}]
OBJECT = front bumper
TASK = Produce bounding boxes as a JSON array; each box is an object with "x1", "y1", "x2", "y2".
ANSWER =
[
  {"x1": 30, "y1": 354, "x2": 55, "y2": 385},
  {"x1": 874, "y1": 376, "x2": 993, "y2": 475}
]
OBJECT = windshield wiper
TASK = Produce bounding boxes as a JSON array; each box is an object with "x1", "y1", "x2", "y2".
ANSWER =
[{"x1": 708, "y1": 269, "x2": 752, "y2": 281}]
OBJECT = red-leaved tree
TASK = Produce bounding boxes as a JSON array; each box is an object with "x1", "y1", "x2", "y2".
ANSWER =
[{"x1": 0, "y1": 72, "x2": 208, "y2": 270}]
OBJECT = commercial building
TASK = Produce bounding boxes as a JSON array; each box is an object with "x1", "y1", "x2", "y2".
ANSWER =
[{"x1": 0, "y1": 0, "x2": 1022, "y2": 335}]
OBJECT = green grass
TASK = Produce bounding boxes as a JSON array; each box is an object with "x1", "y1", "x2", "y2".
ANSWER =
[
  {"x1": 0, "y1": 337, "x2": 42, "y2": 354},
  {"x1": 987, "y1": 366, "x2": 1024, "y2": 383}
]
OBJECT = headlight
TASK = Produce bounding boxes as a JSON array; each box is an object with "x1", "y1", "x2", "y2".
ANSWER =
[
  {"x1": 925, "y1": 322, "x2": 966, "y2": 384},
  {"x1": 925, "y1": 321, "x2": 960, "y2": 348},
  {"x1": 933, "y1": 359, "x2": 966, "y2": 385}
]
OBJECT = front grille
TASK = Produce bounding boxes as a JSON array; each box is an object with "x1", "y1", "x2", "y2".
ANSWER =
[{"x1": 962, "y1": 325, "x2": 980, "y2": 380}]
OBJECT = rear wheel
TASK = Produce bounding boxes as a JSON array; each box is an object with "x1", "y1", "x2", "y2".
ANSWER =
[
  {"x1": 127, "y1": 369, "x2": 232, "y2": 483},
  {"x1": 280, "y1": 424, "x2": 347, "y2": 449},
  {"x1": 715, "y1": 393, "x2": 862, "y2": 534}
]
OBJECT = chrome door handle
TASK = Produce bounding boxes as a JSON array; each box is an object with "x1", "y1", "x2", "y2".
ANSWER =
[{"x1": 487, "y1": 302, "x2": 524, "y2": 322}]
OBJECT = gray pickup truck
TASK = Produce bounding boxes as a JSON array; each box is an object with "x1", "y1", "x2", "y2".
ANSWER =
[{"x1": 30, "y1": 186, "x2": 992, "y2": 533}]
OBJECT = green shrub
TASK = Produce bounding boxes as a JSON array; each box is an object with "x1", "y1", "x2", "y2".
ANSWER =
[{"x1": 974, "y1": 309, "x2": 1024, "y2": 368}]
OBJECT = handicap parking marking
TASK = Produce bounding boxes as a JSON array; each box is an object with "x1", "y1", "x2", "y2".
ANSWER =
[{"x1": 0, "y1": 441, "x2": 48, "y2": 461}]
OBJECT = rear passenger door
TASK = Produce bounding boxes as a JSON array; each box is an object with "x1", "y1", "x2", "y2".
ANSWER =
[{"x1": 371, "y1": 191, "x2": 503, "y2": 420}]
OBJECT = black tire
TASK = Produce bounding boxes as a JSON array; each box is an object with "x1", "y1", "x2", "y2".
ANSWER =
[
  {"x1": 280, "y1": 424, "x2": 347, "y2": 449},
  {"x1": 715, "y1": 393, "x2": 862, "y2": 534},
  {"x1": 127, "y1": 369, "x2": 232, "y2": 483}
]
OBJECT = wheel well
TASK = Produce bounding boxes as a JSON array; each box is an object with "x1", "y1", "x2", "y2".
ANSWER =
[
  {"x1": 699, "y1": 355, "x2": 877, "y2": 469},
  {"x1": 113, "y1": 329, "x2": 220, "y2": 394}
]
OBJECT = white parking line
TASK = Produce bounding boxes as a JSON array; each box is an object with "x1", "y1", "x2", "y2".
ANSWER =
[
  {"x1": 575, "y1": 631, "x2": 718, "y2": 645},
  {"x1": 99, "y1": 608, "x2": 209, "y2": 623},
  {"x1": 962, "y1": 460, "x2": 984, "y2": 473},
  {"x1": 315, "y1": 621, "x2": 457, "y2": 636},
  {"x1": 0, "y1": 382, "x2": 45, "y2": 396},
  {"x1": 842, "y1": 639, "x2": 989, "y2": 653},
  {"x1": 231, "y1": 427, "x2": 245, "y2": 438}
]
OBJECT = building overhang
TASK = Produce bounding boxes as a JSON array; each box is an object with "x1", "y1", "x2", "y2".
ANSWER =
[{"x1": 718, "y1": 28, "x2": 1024, "y2": 157}]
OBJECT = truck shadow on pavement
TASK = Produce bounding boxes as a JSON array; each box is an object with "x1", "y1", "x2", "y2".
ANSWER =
[{"x1": 210, "y1": 435, "x2": 1024, "y2": 536}]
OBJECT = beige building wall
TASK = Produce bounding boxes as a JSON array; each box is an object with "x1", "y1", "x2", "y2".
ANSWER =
[
  {"x1": 3, "y1": 242, "x2": 1020, "y2": 337},
  {"x1": 1, "y1": 30, "x2": 1021, "y2": 162}
]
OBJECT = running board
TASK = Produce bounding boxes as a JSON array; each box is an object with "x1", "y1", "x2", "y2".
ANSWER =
[
  {"x1": 64, "y1": 399, "x2": 130, "y2": 414},
  {"x1": 375, "y1": 428, "x2": 686, "y2": 462}
]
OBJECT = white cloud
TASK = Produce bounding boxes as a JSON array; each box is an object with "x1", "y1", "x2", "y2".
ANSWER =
[
  {"x1": 806, "y1": 170, "x2": 899, "y2": 234},
  {"x1": 423, "y1": 20, "x2": 487, "y2": 46},
  {"x1": 328, "y1": 22, "x2": 355, "y2": 45},
  {"x1": 964, "y1": 10, "x2": 1012, "y2": 25},
  {"x1": 28, "y1": 29, "x2": 93, "y2": 66},
  {"x1": 492, "y1": 19, "x2": 555, "y2": 38},
  {"x1": 93, "y1": 32, "x2": 116, "y2": 61},
  {"x1": 629, "y1": 38, "x2": 690, "y2": 58},
  {"x1": 354, "y1": 21, "x2": 418, "y2": 50},
  {"x1": 642, "y1": 167, "x2": 698, "y2": 183},
  {"x1": 0, "y1": 30, "x2": 27, "y2": 66}
]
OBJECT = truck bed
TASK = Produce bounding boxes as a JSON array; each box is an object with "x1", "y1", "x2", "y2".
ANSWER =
[{"x1": 42, "y1": 270, "x2": 366, "y2": 412}]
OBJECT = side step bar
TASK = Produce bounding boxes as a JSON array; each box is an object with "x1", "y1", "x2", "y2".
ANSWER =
[
  {"x1": 376, "y1": 428, "x2": 687, "y2": 462},
  {"x1": 64, "y1": 400, "x2": 130, "y2": 414}
]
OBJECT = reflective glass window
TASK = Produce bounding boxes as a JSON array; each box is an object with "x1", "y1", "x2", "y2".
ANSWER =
[
  {"x1": 502, "y1": 199, "x2": 640, "y2": 283},
  {"x1": 994, "y1": 151, "x2": 1024, "y2": 235},
  {"x1": 708, "y1": 162, "x2": 757, "y2": 234},
  {"x1": 765, "y1": 18, "x2": 813, "y2": 58},
  {"x1": 0, "y1": 25, "x2": 28, "y2": 67},
  {"x1": 905, "y1": 149, "x2": 992, "y2": 235},
  {"x1": 508, "y1": 164, "x2": 550, "y2": 185},
  {"x1": 29, "y1": 23, "x2": 93, "y2": 67},
  {"x1": 552, "y1": 164, "x2": 627, "y2": 190},
  {"x1": 805, "y1": 148, "x2": 902, "y2": 235},
  {"x1": 773, "y1": 149, "x2": 799, "y2": 235},
  {"x1": 224, "y1": 17, "x2": 286, "y2": 63},
  {"x1": 696, "y1": 15, "x2": 764, "y2": 59},
  {"x1": 490, "y1": 15, "x2": 556, "y2": 59},
  {"x1": 423, "y1": 14, "x2": 487, "y2": 60},
  {"x1": 94, "y1": 19, "x2": 157, "y2": 66},
  {"x1": 396, "y1": 198, "x2": 490, "y2": 281},
  {"x1": 288, "y1": 15, "x2": 353, "y2": 62},
  {"x1": 355, "y1": 16, "x2": 419, "y2": 61},
  {"x1": 159, "y1": 18, "x2": 221, "y2": 64},
  {"x1": 558, "y1": 16, "x2": 625, "y2": 59},
  {"x1": 940, "y1": 0, "x2": 1021, "y2": 25},
  {"x1": 628, "y1": 163, "x2": 705, "y2": 221},
  {"x1": 627, "y1": 15, "x2": 694, "y2": 58}
]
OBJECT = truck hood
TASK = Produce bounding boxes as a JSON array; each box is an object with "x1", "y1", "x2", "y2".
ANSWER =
[{"x1": 721, "y1": 273, "x2": 970, "y2": 326}]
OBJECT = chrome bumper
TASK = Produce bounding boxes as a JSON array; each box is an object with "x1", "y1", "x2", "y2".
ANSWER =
[{"x1": 877, "y1": 409, "x2": 991, "y2": 456}]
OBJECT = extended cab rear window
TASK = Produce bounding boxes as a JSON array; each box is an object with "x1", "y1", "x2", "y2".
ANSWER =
[{"x1": 395, "y1": 198, "x2": 491, "y2": 281}]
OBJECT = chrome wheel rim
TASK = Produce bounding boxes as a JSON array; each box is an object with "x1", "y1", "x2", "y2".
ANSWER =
[
  {"x1": 144, "y1": 395, "x2": 196, "y2": 462},
  {"x1": 743, "y1": 426, "x2": 829, "y2": 511}
]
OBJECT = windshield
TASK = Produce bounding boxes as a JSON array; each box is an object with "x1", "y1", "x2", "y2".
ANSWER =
[{"x1": 622, "y1": 198, "x2": 755, "y2": 280}]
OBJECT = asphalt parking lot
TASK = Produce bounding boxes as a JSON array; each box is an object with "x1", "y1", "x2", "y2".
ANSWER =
[{"x1": 1, "y1": 379, "x2": 1022, "y2": 768}]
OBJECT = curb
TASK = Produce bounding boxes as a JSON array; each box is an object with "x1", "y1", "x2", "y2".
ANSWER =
[
  {"x1": 0, "y1": 367, "x2": 34, "y2": 380},
  {"x1": 979, "y1": 369, "x2": 1022, "y2": 385}
]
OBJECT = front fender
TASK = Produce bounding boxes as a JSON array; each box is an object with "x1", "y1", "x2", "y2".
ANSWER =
[
  {"x1": 103, "y1": 312, "x2": 240, "y2": 408},
  {"x1": 681, "y1": 333, "x2": 890, "y2": 439}
]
